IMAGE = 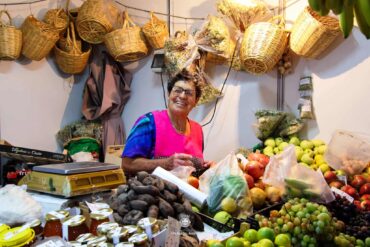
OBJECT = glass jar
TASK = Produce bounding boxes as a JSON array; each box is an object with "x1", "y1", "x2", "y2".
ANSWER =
[
  {"x1": 44, "y1": 210, "x2": 69, "y2": 237},
  {"x1": 89, "y1": 211, "x2": 111, "y2": 236},
  {"x1": 137, "y1": 217, "x2": 159, "y2": 235},
  {"x1": 28, "y1": 219, "x2": 44, "y2": 240},
  {"x1": 128, "y1": 233, "x2": 148, "y2": 247},
  {"x1": 96, "y1": 222, "x2": 119, "y2": 236},
  {"x1": 107, "y1": 227, "x2": 128, "y2": 245},
  {"x1": 62, "y1": 215, "x2": 89, "y2": 241},
  {"x1": 115, "y1": 243, "x2": 134, "y2": 247},
  {"x1": 86, "y1": 236, "x2": 107, "y2": 246},
  {"x1": 76, "y1": 233, "x2": 95, "y2": 243},
  {"x1": 122, "y1": 225, "x2": 139, "y2": 237}
]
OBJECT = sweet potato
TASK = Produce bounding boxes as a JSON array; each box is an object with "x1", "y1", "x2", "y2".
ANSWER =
[
  {"x1": 113, "y1": 212, "x2": 123, "y2": 224},
  {"x1": 117, "y1": 204, "x2": 130, "y2": 216},
  {"x1": 129, "y1": 200, "x2": 148, "y2": 212},
  {"x1": 136, "y1": 171, "x2": 149, "y2": 182},
  {"x1": 162, "y1": 190, "x2": 177, "y2": 203},
  {"x1": 122, "y1": 210, "x2": 144, "y2": 225},
  {"x1": 117, "y1": 193, "x2": 129, "y2": 205},
  {"x1": 158, "y1": 198, "x2": 175, "y2": 218},
  {"x1": 127, "y1": 190, "x2": 138, "y2": 201},
  {"x1": 163, "y1": 180, "x2": 179, "y2": 194},
  {"x1": 172, "y1": 202, "x2": 185, "y2": 214},
  {"x1": 137, "y1": 194, "x2": 158, "y2": 205},
  {"x1": 131, "y1": 185, "x2": 160, "y2": 195},
  {"x1": 147, "y1": 205, "x2": 159, "y2": 218},
  {"x1": 117, "y1": 184, "x2": 129, "y2": 195}
]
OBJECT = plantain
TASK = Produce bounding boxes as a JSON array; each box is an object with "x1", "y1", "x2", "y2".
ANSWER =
[
  {"x1": 357, "y1": 0, "x2": 370, "y2": 26},
  {"x1": 319, "y1": 0, "x2": 330, "y2": 16},
  {"x1": 328, "y1": 0, "x2": 344, "y2": 14},
  {"x1": 309, "y1": 0, "x2": 322, "y2": 12},
  {"x1": 354, "y1": 0, "x2": 370, "y2": 39},
  {"x1": 339, "y1": 0, "x2": 355, "y2": 38}
]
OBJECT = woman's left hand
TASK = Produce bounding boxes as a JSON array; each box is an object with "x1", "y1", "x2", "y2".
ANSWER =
[{"x1": 203, "y1": 160, "x2": 215, "y2": 168}]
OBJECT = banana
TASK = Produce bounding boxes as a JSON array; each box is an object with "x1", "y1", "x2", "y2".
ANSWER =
[
  {"x1": 357, "y1": 0, "x2": 370, "y2": 26},
  {"x1": 331, "y1": 0, "x2": 344, "y2": 15},
  {"x1": 308, "y1": 0, "x2": 322, "y2": 12},
  {"x1": 319, "y1": 0, "x2": 330, "y2": 16},
  {"x1": 339, "y1": 0, "x2": 354, "y2": 38},
  {"x1": 354, "y1": 0, "x2": 370, "y2": 39}
]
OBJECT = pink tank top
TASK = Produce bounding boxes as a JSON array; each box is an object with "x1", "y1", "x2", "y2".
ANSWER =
[{"x1": 152, "y1": 110, "x2": 204, "y2": 160}]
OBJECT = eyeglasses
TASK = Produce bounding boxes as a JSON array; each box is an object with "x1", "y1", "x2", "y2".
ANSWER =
[{"x1": 172, "y1": 86, "x2": 195, "y2": 97}]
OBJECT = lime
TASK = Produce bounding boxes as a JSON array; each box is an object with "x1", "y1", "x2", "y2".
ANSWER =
[
  {"x1": 207, "y1": 240, "x2": 224, "y2": 247},
  {"x1": 274, "y1": 233, "x2": 291, "y2": 247},
  {"x1": 365, "y1": 237, "x2": 370, "y2": 247},
  {"x1": 243, "y1": 229, "x2": 258, "y2": 243},
  {"x1": 258, "y1": 238, "x2": 274, "y2": 247},
  {"x1": 257, "y1": 227, "x2": 275, "y2": 241},
  {"x1": 221, "y1": 197, "x2": 237, "y2": 213},
  {"x1": 214, "y1": 211, "x2": 232, "y2": 224},
  {"x1": 242, "y1": 239, "x2": 251, "y2": 247},
  {"x1": 226, "y1": 237, "x2": 244, "y2": 247}
]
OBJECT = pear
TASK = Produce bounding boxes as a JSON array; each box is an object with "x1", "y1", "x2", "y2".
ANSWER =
[
  {"x1": 304, "y1": 149, "x2": 314, "y2": 158},
  {"x1": 263, "y1": 146, "x2": 274, "y2": 156},
  {"x1": 273, "y1": 147, "x2": 280, "y2": 154}
]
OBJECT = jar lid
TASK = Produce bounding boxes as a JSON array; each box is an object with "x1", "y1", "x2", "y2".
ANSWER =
[
  {"x1": 69, "y1": 241, "x2": 84, "y2": 247},
  {"x1": 122, "y1": 225, "x2": 138, "y2": 235},
  {"x1": 107, "y1": 227, "x2": 128, "y2": 240},
  {"x1": 76, "y1": 233, "x2": 95, "y2": 243},
  {"x1": 46, "y1": 210, "x2": 70, "y2": 221},
  {"x1": 0, "y1": 224, "x2": 10, "y2": 235},
  {"x1": 115, "y1": 243, "x2": 134, "y2": 247},
  {"x1": 97, "y1": 222, "x2": 119, "y2": 235},
  {"x1": 63, "y1": 215, "x2": 86, "y2": 227},
  {"x1": 0, "y1": 227, "x2": 35, "y2": 247},
  {"x1": 137, "y1": 217, "x2": 157, "y2": 229},
  {"x1": 91, "y1": 243, "x2": 114, "y2": 247},
  {"x1": 27, "y1": 219, "x2": 42, "y2": 228},
  {"x1": 87, "y1": 236, "x2": 107, "y2": 245},
  {"x1": 128, "y1": 233, "x2": 148, "y2": 245}
]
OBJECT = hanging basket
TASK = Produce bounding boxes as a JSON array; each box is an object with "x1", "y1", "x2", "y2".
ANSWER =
[
  {"x1": 43, "y1": 8, "x2": 69, "y2": 34},
  {"x1": 54, "y1": 22, "x2": 91, "y2": 74},
  {"x1": 142, "y1": 12, "x2": 169, "y2": 50},
  {"x1": 21, "y1": 15, "x2": 60, "y2": 61},
  {"x1": 240, "y1": 16, "x2": 288, "y2": 75},
  {"x1": 0, "y1": 10, "x2": 22, "y2": 60},
  {"x1": 290, "y1": 7, "x2": 341, "y2": 59},
  {"x1": 104, "y1": 11, "x2": 148, "y2": 62},
  {"x1": 76, "y1": 0, "x2": 120, "y2": 44}
]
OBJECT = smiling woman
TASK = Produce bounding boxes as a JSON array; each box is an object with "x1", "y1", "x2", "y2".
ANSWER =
[{"x1": 121, "y1": 74, "x2": 213, "y2": 176}]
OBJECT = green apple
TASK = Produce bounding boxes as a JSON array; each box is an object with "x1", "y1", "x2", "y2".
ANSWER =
[
  {"x1": 274, "y1": 147, "x2": 280, "y2": 154},
  {"x1": 300, "y1": 140, "x2": 314, "y2": 150},
  {"x1": 319, "y1": 163, "x2": 330, "y2": 173},
  {"x1": 317, "y1": 145, "x2": 327, "y2": 155},
  {"x1": 335, "y1": 169, "x2": 346, "y2": 176},
  {"x1": 278, "y1": 142, "x2": 289, "y2": 151},
  {"x1": 312, "y1": 139, "x2": 325, "y2": 147},
  {"x1": 295, "y1": 149, "x2": 304, "y2": 161},
  {"x1": 304, "y1": 149, "x2": 314, "y2": 158},
  {"x1": 275, "y1": 137, "x2": 284, "y2": 146},
  {"x1": 289, "y1": 136, "x2": 300, "y2": 146},
  {"x1": 301, "y1": 153, "x2": 314, "y2": 165},
  {"x1": 263, "y1": 146, "x2": 274, "y2": 155},
  {"x1": 264, "y1": 138, "x2": 276, "y2": 148},
  {"x1": 314, "y1": 154, "x2": 326, "y2": 165},
  {"x1": 310, "y1": 164, "x2": 318, "y2": 170}
]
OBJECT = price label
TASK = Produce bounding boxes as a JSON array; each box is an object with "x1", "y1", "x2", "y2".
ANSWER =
[
  {"x1": 331, "y1": 187, "x2": 354, "y2": 203},
  {"x1": 337, "y1": 175, "x2": 347, "y2": 185}
]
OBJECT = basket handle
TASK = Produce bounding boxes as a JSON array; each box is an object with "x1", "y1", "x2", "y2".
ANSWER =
[
  {"x1": 65, "y1": 0, "x2": 70, "y2": 11},
  {"x1": 123, "y1": 11, "x2": 136, "y2": 28},
  {"x1": 0, "y1": 10, "x2": 12, "y2": 26},
  {"x1": 268, "y1": 15, "x2": 285, "y2": 28},
  {"x1": 69, "y1": 21, "x2": 79, "y2": 51}
]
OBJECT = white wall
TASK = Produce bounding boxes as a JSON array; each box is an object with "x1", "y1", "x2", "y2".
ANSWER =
[{"x1": 1, "y1": 0, "x2": 370, "y2": 162}]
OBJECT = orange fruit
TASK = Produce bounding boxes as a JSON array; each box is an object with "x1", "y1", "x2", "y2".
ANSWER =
[{"x1": 188, "y1": 176, "x2": 199, "y2": 189}]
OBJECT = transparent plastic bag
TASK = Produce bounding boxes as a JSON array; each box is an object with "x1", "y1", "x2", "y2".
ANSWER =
[
  {"x1": 170, "y1": 166, "x2": 195, "y2": 182},
  {"x1": 199, "y1": 153, "x2": 253, "y2": 217},
  {"x1": 263, "y1": 145, "x2": 335, "y2": 203},
  {"x1": 325, "y1": 130, "x2": 370, "y2": 175}
]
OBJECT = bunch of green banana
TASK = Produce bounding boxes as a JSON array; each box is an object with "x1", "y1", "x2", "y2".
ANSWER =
[{"x1": 308, "y1": 0, "x2": 370, "y2": 39}]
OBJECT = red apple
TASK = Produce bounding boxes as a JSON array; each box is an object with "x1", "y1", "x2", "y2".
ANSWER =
[
  {"x1": 351, "y1": 175, "x2": 367, "y2": 189},
  {"x1": 244, "y1": 173, "x2": 254, "y2": 189},
  {"x1": 360, "y1": 200, "x2": 370, "y2": 211},
  {"x1": 360, "y1": 194, "x2": 370, "y2": 201},
  {"x1": 247, "y1": 152, "x2": 270, "y2": 167},
  {"x1": 329, "y1": 180, "x2": 344, "y2": 189},
  {"x1": 245, "y1": 161, "x2": 264, "y2": 180},
  {"x1": 341, "y1": 185, "x2": 359, "y2": 199},
  {"x1": 359, "y1": 183, "x2": 370, "y2": 195},
  {"x1": 354, "y1": 200, "x2": 362, "y2": 210},
  {"x1": 324, "y1": 171, "x2": 338, "y2": 183},
  {"x1": 254, "y1": 179, "x2": 266, "y2": 190}
]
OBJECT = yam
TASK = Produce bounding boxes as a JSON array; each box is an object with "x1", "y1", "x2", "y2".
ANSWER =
[
  {"x1": 136, "y1": 171, "x2": 149, "y2": 182},
  {"x1": 117, "y1": 193, "x2": 129, "y2": 205},
  {"x1": 131, "y1": 185, "x2": 160, "y2": 195},
  {"x1": 117, "y1": 184, "x2": 129, "y2": 195},
  {"x1": 109, "y1": 198, "x2": 119, "y2": 211},
  {"x1": 142, "y1": 176, "x2": 156, "y2": 186},
  {"x1": 172, "y1": 202, "x2": 185, "y2": 214},
  {"x1": 127, "y1": 190, "x2": 138, "y2": 201},
  {"x1": 177, "y1": 191, "x2": 185, "y2": 203},
  {"x1": 147, "y1": 205, "x2": 159, "y2": 218},
  {"x1": 158, "y1": 198, "x2": 175, "y2": 218},
  {"x1": 182, "y1": 199, "x2": 193, "y2": 213},
  {"x1": 163, "y1": 180, "x2": 178, "y2": 193},
  {"x1": 162, "y1": 190, "x2": 177, "y2": 203},
  {"x1": 129, "y1": 200, "x2": 149, "y2": 212},
  {"x1": 137, "y1": 194, "x2": 158, "y2": 205},
  {"x1": 117, "y1": 204, "x2": 130, "y2": 216},
  {"x1": 122, "y1": 210, "x2": 144, "y2": 225},
  {"x1": 113, "y1": 212, "x2": 123, "y2": 224},
  {"x1": 128, "y1": 178, "x2": 143, "y2": 188}
]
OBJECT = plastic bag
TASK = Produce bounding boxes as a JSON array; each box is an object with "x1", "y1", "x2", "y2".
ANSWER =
[
  {"x1": 325, "y1": 130, "x2": 370, "y2": 175},
  {"x1": 170, "y1": 166, "x2": 195, "y2": 181},
  {"x1": 252, "y1": 110, "x2": 286, "y2": 140},
  {"x1": 263, "y1": 145, "x2": 335, "y2": 203},
  {"x1": 199, "y1": 153, "x2": 253, "y2": 218}
]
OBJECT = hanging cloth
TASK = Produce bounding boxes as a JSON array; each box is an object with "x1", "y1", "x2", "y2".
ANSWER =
[{"x1": 82, "y1": 46, "x2": 132, "y2": 154}]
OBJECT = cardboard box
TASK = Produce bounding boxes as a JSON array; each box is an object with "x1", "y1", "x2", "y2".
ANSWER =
[{"x1": 104, "y1": 145, "x2": 124, "y2": 166}]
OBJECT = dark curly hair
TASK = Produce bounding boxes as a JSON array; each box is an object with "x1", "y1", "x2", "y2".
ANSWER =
[{"x1": 167, "y1": 74, "x2": 202, "y2": 100}]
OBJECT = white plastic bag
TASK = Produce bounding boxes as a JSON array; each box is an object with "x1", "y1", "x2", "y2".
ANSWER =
[{"x1": 170, "y1": 166, "x2": 195, "y2": 181}]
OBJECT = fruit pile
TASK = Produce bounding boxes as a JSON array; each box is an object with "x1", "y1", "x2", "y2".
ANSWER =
[{"x1": 308, "y1": 0, "x2": 370, "y2": 38}]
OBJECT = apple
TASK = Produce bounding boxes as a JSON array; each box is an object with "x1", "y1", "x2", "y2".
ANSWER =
[
  {"x1": 314, "y1": 154, "x2": 326, "y2": 165},
  {"x1": 278, "y1": 142, "x2": 289, "y2": 151},
  {"x1": 254, "y1": 179, "x2": 266, "y2": 190},
  {"x1": 360, "y1": 194, "x2": 370, "y2": 201},
  {"x1": 300, "y1": 140, "x2": 314, "y2": 150},
  {"x1": 248, "y1": 152, "x2": 270, "y2": 167},
  {"x1": 350, "y1": 175, "x2": 367, "y2": 189},
  {"x1": 264, "y1": 138, "x2": 276, "y2": 148},
  {"x1": 353, "y1": 200, "x2": 362, "y2": 210},
  {"x1": 273, "y1": 147, "x2": 280, "y2": 154},
  {"x1": 304, "y1": 149, "x2": 314, "y2": 157},
  {"x1": 244, "y1": 173, "x2": 254, "y2": 189},
  {"x1": 246, "y1": 161, "x2": 264, "y2": 180},
  {"x1": 359, "y1": 183, "x2": 370, "y2": 195},
  {"x1": 301, "y1": 153, "x2": 314, "y2": 165},
  {"x1": 360, "y1": 200, "x2": 370, "y2": 211},
  {"x1": 275, "y1": 137, "x2": 284, "y2": 146},
  {"x1": 335, "y1": 170, "x2": 347, "y2": 176},
  {"x1": 312, "y1": 139, "x2": 325, "y2": 147},
  {"x1": 319, "y1": 163, "x2": 331, "y2": 173},
  {"x1": 341, "y1": 185, "x2": 359, "y2": 199},
  {"x1": 324, "y1": 171, "x2": 338, "y2": 183},
  {"x1": 329, "y1": 180, "x2": 344, "y2": 189},
  {"x1": 263, "y1": 146, "x2": 274, "y2": 156},
  {"x1": 289, "y1": 136, "x2": 300, "y2": 146},
  {"x1": 317, "y1": 145, "x2": 327, "y2": 155}
]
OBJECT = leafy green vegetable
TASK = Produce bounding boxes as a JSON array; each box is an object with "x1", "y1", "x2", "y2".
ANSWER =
[{"x1": 223, "y1": 175, "x2": 246, "y2": 199}]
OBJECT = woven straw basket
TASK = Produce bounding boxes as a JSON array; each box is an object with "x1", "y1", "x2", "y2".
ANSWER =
[
  {"x1": 76, "y1": 0, "x2": 120, "y2": 44},
  {"x1": 44, "y1": 8, "x2": 69, "y2": 34},
  {"x1": 290, "y1": 7, "x2": 340, "y2": 59},
  {"x1": 21, "y1": 15, "x2": 59, "y2": 61},
  {"x1": 0, "y1": 10, "x2": 22, "y2": 60},
  {"x1": 104, "y1": 11, "x2": 148, "y2": 62},
  {"x1": 240, "y1": 17, "x2": 287, "y2": 75},
  {"x1": 142, "y1": 12, "x2": 169, "y2": 50},
  {"x1": 54, "y1": 22, "x2": 91, "y2": 74}
]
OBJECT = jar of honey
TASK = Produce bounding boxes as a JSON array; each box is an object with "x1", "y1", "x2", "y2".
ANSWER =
[
  {"x1": 137, "y1": 217, "x2": 159, "y2": 236},
  {"x1": 44, "y1": 210, "x2": 69, "y2": 237},
  {"x1": 107, "y1": 227, "x2": 128, "y2": 245},
  {"x1": 90, "y1": 208, "x2": 113, "y2": 236},
  {"x1": 62, "y1": 215, "x2": 89, "y2": 241},
  {"x1": 27, "y1": 219, "x2": 43, "y2": 240},
  {"x1": 128, "y1": 233, "x2": 148, "y2": 247},
  {"x1": 96, "y1": 222, "x2": 119, "y2": 236},
  {"x1": 122, "y1": 225, "x2": 139, "y2": 237}
]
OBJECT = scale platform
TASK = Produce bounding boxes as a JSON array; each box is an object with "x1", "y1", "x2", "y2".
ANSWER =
[{"x1": 19, "y1": 162, "x2": 126, "y2": 197}]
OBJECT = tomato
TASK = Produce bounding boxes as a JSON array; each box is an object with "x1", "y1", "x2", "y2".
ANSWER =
[{"x1": 188, "y1": 176, "x2": 199, "y2": 189}]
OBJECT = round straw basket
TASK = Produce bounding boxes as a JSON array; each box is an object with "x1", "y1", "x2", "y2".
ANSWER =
[
  {"x1": 54, "y1": 22, "x2": 91, "y2": 74},
  {"x1": 21, "y1": 15, "x2": 59, "y2": 61},
  {"x1": 240, "y1": 17, "x2": 287, "y2": 75},
  {"x1": 104, "y1": 12, "x2": 148, "y2": 62},
  {"x1": 76, "y1": 0, "x2": 120, "y2": 44},
  {"x1": 290, "y1": 7, "x2": 340, "y2": 59},
  {"x1": 142, "y1": 12, "x2": 169, "y2": 50},
  {"x1": 0, "y1": 10, "x2": 22, "y2": 60},
  {"x1": 43, "y1": 8, "x2": 69, "y2": 34}
]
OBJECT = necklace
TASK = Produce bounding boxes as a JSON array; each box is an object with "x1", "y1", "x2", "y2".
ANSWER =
[{"x1": 168, "y1": 111, "x2": 188, "y2": 134}]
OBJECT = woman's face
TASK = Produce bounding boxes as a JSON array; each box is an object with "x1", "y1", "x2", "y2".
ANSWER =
[{"x1": 168, "y1": 80, "x2": 197, "y2": 117}]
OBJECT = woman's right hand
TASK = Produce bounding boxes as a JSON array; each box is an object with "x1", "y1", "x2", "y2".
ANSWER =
[{"x1": 163, "y1": 153, "x2": 193, "y2": 170}]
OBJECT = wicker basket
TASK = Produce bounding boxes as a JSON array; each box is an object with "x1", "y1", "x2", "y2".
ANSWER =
[
  {"x1": 21, "y1": 15, "x2": 60, "y2": 61},
  {"x1": 76, "y1": 0, "x2": 120, "y2": 44},
  {"x1": 54, "y1": 22, "x2": 91, "y2": 74},
  {"x1": 44, "y1": 8, "x2": 69, "y2": 34},
  {"x1": 290, "y1": 7, "x2": 340, "y2": 59},
  {"x1": 142, "y1": 12, "x2": 169, "y2": 50},
  {"x1": 0, "y1": 10, "x2": 22, "y2": 60},
  {"x1": 104, "y1": 11, "x2": 148, "y2": 62},
  {"x1": 240, "y1": 17, "x2": 287, "y2": 75}
]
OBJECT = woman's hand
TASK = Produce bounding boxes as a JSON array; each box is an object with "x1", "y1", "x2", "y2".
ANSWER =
[
  {"x1": 163, "y1": 153, "x2": 193, "y2": 170},
  {"x1": 203, "y1": 160, "x2": 215, "y2": 168}
]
